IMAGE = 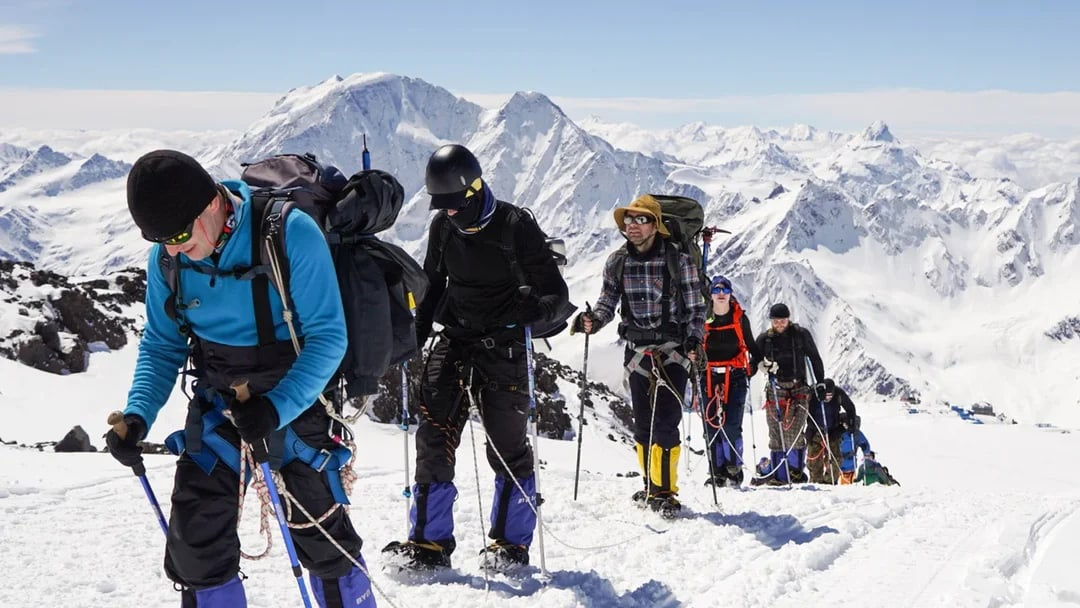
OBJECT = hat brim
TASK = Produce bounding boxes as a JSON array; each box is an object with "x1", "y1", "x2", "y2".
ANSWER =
[
  {"x1": 430, "y1": 190, "x2": 467, "y2": 210},
  {"x1": 613, "y1": 207, "x2": 670, "y2": 237}
]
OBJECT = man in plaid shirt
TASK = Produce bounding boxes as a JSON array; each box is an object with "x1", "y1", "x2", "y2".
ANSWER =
[{"x1": 576, "y1": 194, "x2": 705, "y2": 516}]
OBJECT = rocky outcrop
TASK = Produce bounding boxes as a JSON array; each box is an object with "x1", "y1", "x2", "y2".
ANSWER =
[{"x1": 0, "y1": 259, "x2": 144, "y2": 375}]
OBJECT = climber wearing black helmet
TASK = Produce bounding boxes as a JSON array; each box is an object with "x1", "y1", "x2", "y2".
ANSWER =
[{"x1": 383, "y1": 144, "x2": 571, "y2": 573}]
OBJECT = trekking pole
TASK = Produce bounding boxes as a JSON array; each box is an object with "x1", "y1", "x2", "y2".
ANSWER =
[
  {"x1": 401, "y1": 292, "x2": 417, "y2": 532},
  {"x1": 573, "y1": 302, "x2": 592, "y2": 501},
  {"x1": 745, "y1": 375, "x2": 758, "y2": 472},
  {"x1": 107, "y1": 411, "x2": 168, "y2": 536},
  {"x1": 804, "y1": 355, "x2": 836, "y2": 484},
  {"x1": 231, "y1": 382, "x2": 314, "y2": 608},
  {"x1": 693, "y1": 361, "x2": 718, "y2": 506},
  {"x1": 767, "y1": 372, "x2": 791, "y2": 486},
  {"x1": 523, "y1": 322, "x2": 548, "y2": 576},
  {"x1": 361, "y1": 134, "x2": 371, "y2": 171}
]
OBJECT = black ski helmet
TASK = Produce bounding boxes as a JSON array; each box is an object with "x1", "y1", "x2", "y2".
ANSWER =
[{"x1": 426, "y1": 144, "x2": 482, "y2": 210}]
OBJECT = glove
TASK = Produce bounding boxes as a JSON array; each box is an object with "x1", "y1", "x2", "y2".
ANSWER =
[
  {"x1": 230, "y1": 394, "x2": 281, "y2": 444},
  {"x1": 760, "y1": 358, "x2": 778, "y2": 374},
  {"x1": 105, "y1": 414, "x2": 147, "y2": 471},
  {"x1": 684, "y1": 336, "x2": 700, "y2": 353},
  {"x1": 814, "y1": 382, "x2": 827, "y2": 401},
  {"x1": 572, "y1": 311, "x2": 597, "y2": 335},
  {"x1": 510, "y1": 289, "x2": 545, "y2": 324}
]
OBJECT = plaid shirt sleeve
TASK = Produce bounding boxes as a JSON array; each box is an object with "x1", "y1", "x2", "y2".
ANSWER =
[
  {"x1": 591, "y1": 250, "x2": 624, "y2": 328},
  {"x1": 678, "y1": 252, "x2": 706, "y2": 341}
]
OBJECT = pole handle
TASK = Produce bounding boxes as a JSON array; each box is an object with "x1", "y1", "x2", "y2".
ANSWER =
[{"x1": 107, "y1": 410, "x2": 128, "y2": 440}]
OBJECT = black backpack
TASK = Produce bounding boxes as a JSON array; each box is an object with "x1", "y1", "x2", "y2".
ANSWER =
[
  {"x1": 614, "y1": 194, "x2": 709, "y2": 335},
  {"x1": 162, "y1": 153, "x2": 427, "y2": 398}
]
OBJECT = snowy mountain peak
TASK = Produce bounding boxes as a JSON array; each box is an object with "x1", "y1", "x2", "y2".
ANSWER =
[
  {"x1": 0, "y1": 145, "x2": 72, "y2": 193},
  {"x1": 787, "y1": 123, "x2": 818, "y2": 141},
  {"x1": 860, "y1": 120, "x2": 896, "y2": 143},
  {"x1": 218, "y1": 73, "x2": 483, "y2": 195}
]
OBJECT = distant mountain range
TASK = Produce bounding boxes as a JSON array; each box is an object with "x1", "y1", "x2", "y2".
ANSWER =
[{"x1": 1, "y1": 72, "x2": 1077, "y2": 426}]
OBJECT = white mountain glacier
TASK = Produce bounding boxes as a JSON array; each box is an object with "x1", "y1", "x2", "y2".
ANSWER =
[{"x1": 0, "y1": 72, "x2": 1078, "y2": 427}]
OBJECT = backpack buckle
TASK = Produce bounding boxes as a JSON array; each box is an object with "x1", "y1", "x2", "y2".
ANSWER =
[
  {"x1": 480, "y1": 337, "x2": 496, "y2": 349},
  {"x1": 312, "y1": 448, "x2": 334, "y2": 473}
]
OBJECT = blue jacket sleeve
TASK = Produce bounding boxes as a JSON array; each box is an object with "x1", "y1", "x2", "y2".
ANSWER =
[
  {"x1": 124, "y1": 246, "x2": 190, "y2": 431},
  {"x1": 264, "y1": 211, "x2": 346, "y2": 426}
]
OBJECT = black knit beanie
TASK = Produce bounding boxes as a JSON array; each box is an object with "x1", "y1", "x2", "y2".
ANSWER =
[
  {"x1": 769, "y1": 303, "x2": 791, "y2": 319},
  {"x1": 127, "y1": 150, "x2": 217, "y2": 241}
]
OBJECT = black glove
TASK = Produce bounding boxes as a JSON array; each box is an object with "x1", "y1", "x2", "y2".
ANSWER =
[
  {"x1": 105, "y1": 414, "x2": 147, "y2": 472},
  {"x1": 840, "y1": 413, "x2": 860, "y2": 431},
  {"x1": 814, "y1": 382, "x2": 827, "y2": 401},
  {"x1": 230, "y1": 395, "x2": 281, "y2": 444},
  {"x1": 514, "y1": 289, "x2": 560, "y2": 324},
  {"x1": 572, "y1": 311, "x2": 597, "y2": 335},
  {"x1": 684, "y1": 336, "x2": 700, "y2": 354}
]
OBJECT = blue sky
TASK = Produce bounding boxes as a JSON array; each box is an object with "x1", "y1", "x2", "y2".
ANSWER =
[{"x1": 2, "y1": 0, "x2": 1079, "y2": 133}]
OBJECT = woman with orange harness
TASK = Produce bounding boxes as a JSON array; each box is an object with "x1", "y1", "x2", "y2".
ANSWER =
[{"x1": 700, "y1": 276, "x2": 765, "y2": 487}]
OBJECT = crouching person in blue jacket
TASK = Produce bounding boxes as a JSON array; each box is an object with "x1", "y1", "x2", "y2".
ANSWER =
[{"x1": 105, "y1": 150, "x2": 375, "y2": 607}]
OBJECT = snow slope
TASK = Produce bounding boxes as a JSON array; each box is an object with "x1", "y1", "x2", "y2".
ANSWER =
[{"x1": 1, "y1": 349, "x2": 1079, "y2": 607}]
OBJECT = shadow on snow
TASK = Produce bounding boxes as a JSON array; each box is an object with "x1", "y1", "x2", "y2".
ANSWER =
[
  {"x1": 386, "y1": 567, "x2": 683, "y2": 607},
  {"x1": 699, "y1": 510, "x2": 838, "y2": 550}
]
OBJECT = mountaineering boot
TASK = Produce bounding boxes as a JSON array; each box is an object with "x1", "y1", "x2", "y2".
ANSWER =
[
  {"x1": 479, "y1": 540, "x2": 529, "y2": 573},
  {"x1": 381, "y1": 540, "x2": 452, "y2": 571},
  {"x1": 771, "y1": 449, "x2": 790, "y2": 483},
  {"x1": 632, "y1": 488, "x2": 649, "y2": 505},
  {"x1": 788, "y1": 448, "x2": 808, "y2": 483},
  {"x1": 723, "y1": 464, "x2": 744, "y2": 487},
  {"x1": 310, "y1": 559, "x2": 375, "y2": 608},
  {"x1": 488, "y1": 474, "x2": 537, "y2": 548},
  {"x1": 647, "y1": 492, "x2": 682, "y2": 518},
  {"x1": 384, "y1": 481, "x2": 457, "y2": 572},
  {"x1": 646, "y1": 444, "x2": 681, "y2": 494}
]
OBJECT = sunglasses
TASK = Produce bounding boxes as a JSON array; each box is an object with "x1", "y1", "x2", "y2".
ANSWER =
[
  {"x1": 711, "y1": 286, "x2": 732, "y2": 295},
  {"x1": 623, "y1": 214, "x2": 654, "y2": 225},
  {"x1": 146, "y1": 222, "x2": 195, "y2": 246}
]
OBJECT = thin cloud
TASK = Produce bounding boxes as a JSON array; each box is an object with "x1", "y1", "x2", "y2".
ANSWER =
[{"x1": 0, "y1": 25, "x2": 38, "y2": 54}]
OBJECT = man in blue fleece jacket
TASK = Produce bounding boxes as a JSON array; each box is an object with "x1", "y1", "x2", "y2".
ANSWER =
[{"x1": 105, "y1": 150, "x2": 374, "y2": 608}]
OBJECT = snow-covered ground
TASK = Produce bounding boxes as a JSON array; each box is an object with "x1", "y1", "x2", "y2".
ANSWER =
[{"x1": 1, "y1": 349, "x2": 1078, "y2": 607}]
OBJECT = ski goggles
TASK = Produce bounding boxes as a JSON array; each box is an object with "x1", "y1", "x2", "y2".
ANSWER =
[
  {"x1": 623, "y1": 214, "x2": 654, "y2": 225},
  {"x1": 711, "y1": 285, "x2": 732, "y2": 295}
]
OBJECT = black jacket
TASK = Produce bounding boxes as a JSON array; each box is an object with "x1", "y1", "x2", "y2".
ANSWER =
[
  {"x1": 755, "y1": 323, "x2": 825, "y2": 384},
  {"x1": 809, "y1": 385, "x2": 857, "y2": 436},
  {"x1": 415, "y1": 201, "x2": 569, "y2": 343},
  {"x1": 704, "y1": 301, "x2": 765, "y2": 373}
]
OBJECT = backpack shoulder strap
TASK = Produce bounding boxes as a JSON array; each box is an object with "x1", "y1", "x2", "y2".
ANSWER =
[
  {"x1": 249, "y1": 191, "x2": 286, "y2": 347},
  {"x1": 662, "y1": 240, "x2": 682, "y2": 328},
  {"x1": 433, "y1": 214, "x2": 453, "y2": 275},
  {"x1": 501, "y1": 205, "x2": 527, "y2": 287}
]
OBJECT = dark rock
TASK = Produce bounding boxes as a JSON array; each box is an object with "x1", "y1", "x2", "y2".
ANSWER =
[
  {"x1": 55, "y1": 425, "x2": 96, "y2": 452},
  {"x1": 30, "y1": 268, "x2": 67, "y2": 288},
  {"x1": 63, "y1": 341, "x2": 88, "y2": 373},
  {"x1": 82, "y1": 279, "x2": 109, "y2": 290},
  {"x1": 35, "y1": 320, "x2": 61, "y2": 351},
  {"x1": 17, "y1": 335, "x2": 67, "y2": 374},
  {"x1": 52, "y1": 289, "x2": 127, "y2": 350}
]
